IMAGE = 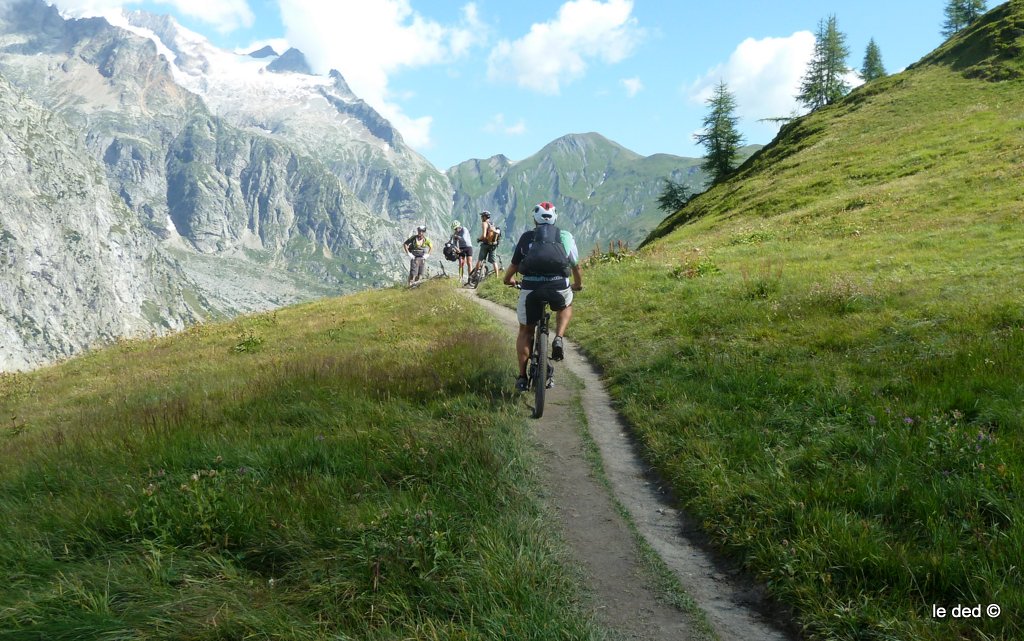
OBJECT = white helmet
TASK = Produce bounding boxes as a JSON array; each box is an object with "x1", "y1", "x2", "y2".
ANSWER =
[{"x1": 533, "y1": 201, "x2": 557, "y2": 225}]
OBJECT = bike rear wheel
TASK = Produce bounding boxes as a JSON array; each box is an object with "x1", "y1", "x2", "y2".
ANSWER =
[{"x1": 533, "y1": 322, "x2": 548, "y2": 418}]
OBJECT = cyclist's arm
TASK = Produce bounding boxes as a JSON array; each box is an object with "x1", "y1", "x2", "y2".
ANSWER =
[
  {"x1": 570, "y1": 264, "x2": 582, "y2": 291},
  {"x1": 503, "y1": 262, "x2": 519, "y2": 286}
]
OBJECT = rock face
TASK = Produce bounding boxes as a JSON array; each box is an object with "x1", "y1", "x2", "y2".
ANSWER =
[
  {"x1": 447, "y1": 133, "x2": 748, "y2": 253},
  {"x1": 0, "y1": 73, "x2": 197, "y2": 370},
  {"x1": 0, "y1": 0, "x2": 455, "y2": 370},
  {"x1": 120, "y1": 9, "x2": 453, "y2": 235}
]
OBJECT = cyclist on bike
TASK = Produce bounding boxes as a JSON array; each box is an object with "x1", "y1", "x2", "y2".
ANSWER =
[
  {"x1": 450, "y1": 220, "x2": 474, "y2": 283},
  {"x1": 475, "y1": 211, "x2": 500, "y2": 279},
  {"x1": 403, "y1": 225, "x2": 432, "y2": 287},
  {"x1": 502, "y1": 201, "x2": 582, "y2": 392}
]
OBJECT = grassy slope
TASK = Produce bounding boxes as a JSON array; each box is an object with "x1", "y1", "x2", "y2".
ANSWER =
[
  {"x1": 0, "y1": 283, "x2": 603, "y2": 640},
  {"x1": 484, "y1": 5, "x2": 1024, "y2": 640}
]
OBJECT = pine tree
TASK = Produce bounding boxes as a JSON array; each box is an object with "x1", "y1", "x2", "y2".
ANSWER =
[
  {"x1": 861, "y1": 38, "x2": 887, "y2": 82},
  {"x1": 942, "y1": 0, "x2": 988, "y2": 38},
  {"x1": 693, "y1": 81, "x2": 743, "y2": 185},
  {"x1": 656, "y1": 178, "x2": 691, "y2": 213},
  {"x1": 797, "y1": 15, "x2": 851, "y2": 111}
]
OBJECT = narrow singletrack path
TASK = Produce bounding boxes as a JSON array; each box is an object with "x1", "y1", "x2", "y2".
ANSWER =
[{"x1": 464, "y1": 290, "x2": 797, "y2": 641}]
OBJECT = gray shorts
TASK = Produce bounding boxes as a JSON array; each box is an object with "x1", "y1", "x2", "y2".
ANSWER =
[
  {"x1": 408, "y1": 256, "x2": 425, "y2": 280},
  {"x1": 517, "y1": 286, "x2": 573, "y2": 326},
  {"x1": 478, "y1": 243, "x2": 497, "y2": 264}
]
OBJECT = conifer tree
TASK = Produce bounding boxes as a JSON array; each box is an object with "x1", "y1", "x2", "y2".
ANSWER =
[
  {"x1": 861, "y1": 38, "x2": 887, "y2": 82},
  {"x1": 693, "y1": 81, "x2": 743, "y2": 185},
  {"x1": 797, "y1": 15, "x2": 851, "y2": 111},
  {"x1": 656, "y1": 178, "x2": 691, "y2": 213},
  {"x1": 942, "y1": 0, "x2": 988, "y2": 38}
]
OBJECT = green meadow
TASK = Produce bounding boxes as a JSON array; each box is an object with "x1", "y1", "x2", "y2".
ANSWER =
[{"x1": 0, "y1": 285, "x2": 605, "y2": 640}]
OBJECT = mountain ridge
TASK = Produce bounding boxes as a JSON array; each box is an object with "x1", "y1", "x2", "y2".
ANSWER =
[{"x1": 449, "y1": 132, "x2": 759, "y2": 251}]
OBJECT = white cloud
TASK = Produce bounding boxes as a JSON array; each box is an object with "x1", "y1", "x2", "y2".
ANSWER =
[
  {"x1": 277, "y1": 0, "x2": 486, "y2": 149},
  {"x1": 688, "y1": 32, "x2": 817, "y2": 124},
  {"x1": 621, "y1": 76, "x2": 643, "y2": 97},
  {"x1": 483, "y1": 113, "x2": 527, "y2": 136},
  {"x1": 487, "y1": 0, "x2": 643, "y2": 94},
  {"x1": 51, "y1": 0, "x2": 254, "y2": 33}
]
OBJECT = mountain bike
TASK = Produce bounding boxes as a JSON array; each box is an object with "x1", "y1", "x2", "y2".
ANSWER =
[
  {"x1": 510, "y1": 283, "x2": 554, "y2": 418},
  {"x1": 465, "y1": 255, "x2": 503, "y2": 289},
  {"x1": 528, "y1": 305, "x2": 554, "y2": 418}
]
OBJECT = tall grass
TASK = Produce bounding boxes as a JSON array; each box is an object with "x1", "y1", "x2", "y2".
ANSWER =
[{"x1": 0, "y1": 283, "x2": 603, "y2": 640}]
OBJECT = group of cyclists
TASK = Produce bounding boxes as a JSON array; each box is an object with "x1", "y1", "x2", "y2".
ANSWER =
[
  {"x1": 402, "y1": 210, "x2": 501, "y2": 288},
  {"x1": 402, "y1": 202, "x2": 583, "y2": 393}
]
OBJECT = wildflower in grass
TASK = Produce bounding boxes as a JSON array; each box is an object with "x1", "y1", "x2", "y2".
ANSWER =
[
  {"x1": 903, "y1": 417, "x2": 914, "y2": 426},
  {"x1": 144, "y1": 483, "x2": 157, "y2": 496},
  {"x1": 191, "y1": 472, "x2": 200, "y2": 481},
  {"x1": 214, "y1": 455, "x2": 223, "y2": 464},
  {"x1": 867, "y1": 415, "x2": 877, "y2": 426},
  {"x1": 237, "y1": 466, "x2": 249, "y2": 475},
  {"x1": 316, "y1": 434, "x2": 325, "y2": 442}
]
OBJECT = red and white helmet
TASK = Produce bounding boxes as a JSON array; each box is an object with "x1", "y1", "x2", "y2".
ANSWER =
[{"x1": 533, "y1": 201, "x2": 557, "y2": 225}]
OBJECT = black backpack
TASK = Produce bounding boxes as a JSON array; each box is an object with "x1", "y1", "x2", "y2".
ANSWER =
[
  {"x1": 519, "y1": 225, "x2": 570, "y2": 277},
  {"x1": 442, "y1": 240, "x2": 460, "y2": 262}
]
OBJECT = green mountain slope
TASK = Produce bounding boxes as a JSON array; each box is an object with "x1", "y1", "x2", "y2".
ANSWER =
[
  {"x1": 484, "y1": 3, "x2": 1024, "y2": 639},
  {"x1": 646, "y1": 1, "x2": 1023, "y2": 245},
  {"x1": 449, "y1": 132, "x2": 760, "y2": 253}
]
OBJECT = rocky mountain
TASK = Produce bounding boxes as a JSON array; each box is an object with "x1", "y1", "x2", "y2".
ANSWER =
[
  {"x1": 448, "y1": 132, "x2": 760, "y2": 253},
  {"x1": 0, "y1": 73, "x2": 198, "y2": 370},
  {"x1": 0, "y1": 0, "x2": 455, "y2": 369},
  {"x1": 119, "y1": 10, "x2": 452, "y2": 232}
]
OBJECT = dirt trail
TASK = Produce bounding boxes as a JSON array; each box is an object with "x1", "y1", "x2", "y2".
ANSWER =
[{"x1": 464, "y1": 290, "x2": 796, "y2": 641}]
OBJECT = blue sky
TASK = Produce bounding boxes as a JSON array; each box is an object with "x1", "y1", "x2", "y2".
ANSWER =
[{"x1": 51, "y1": 0, "x2": 964, "y2": 170}]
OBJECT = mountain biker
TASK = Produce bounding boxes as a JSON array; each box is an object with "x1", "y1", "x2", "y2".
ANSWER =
[
  {"x1": 450, "y1": 220, "x2": 474, "y2": 283},
  {"x1": 502, "y1": 202, "x2": 582, "y2": 392},
  {"x1": 475, "y1": 211, "x2": 500, "y2": 279},
  {"x1": 403, "y1": 225, "x2": 432, "y2": 287}
]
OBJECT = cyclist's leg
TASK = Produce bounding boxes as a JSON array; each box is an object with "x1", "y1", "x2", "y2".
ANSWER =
[
  {"x1": 516, "y1": 288, "x2": 542, "y2": 380},
  {"x1": 554, "y1": 304, "x2": 572, "y2": 336},
  {"x1": 544, "y1": 287, "x2": 574, "y2": 360}
]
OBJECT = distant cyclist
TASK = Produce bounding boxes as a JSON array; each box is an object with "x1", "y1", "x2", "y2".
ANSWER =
[
  {"x1": 475, "y1": 211, "x2": 500, "y2": 278},
  {"x1": 403, "y1": 225, "x2": 432, "y2": 287},
  {"x1": 450, "y1": 220, "x2": 474, "y2": 283},
  {"x1": 503, "y1": 202, "x2": 582, "y2": 392}
]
